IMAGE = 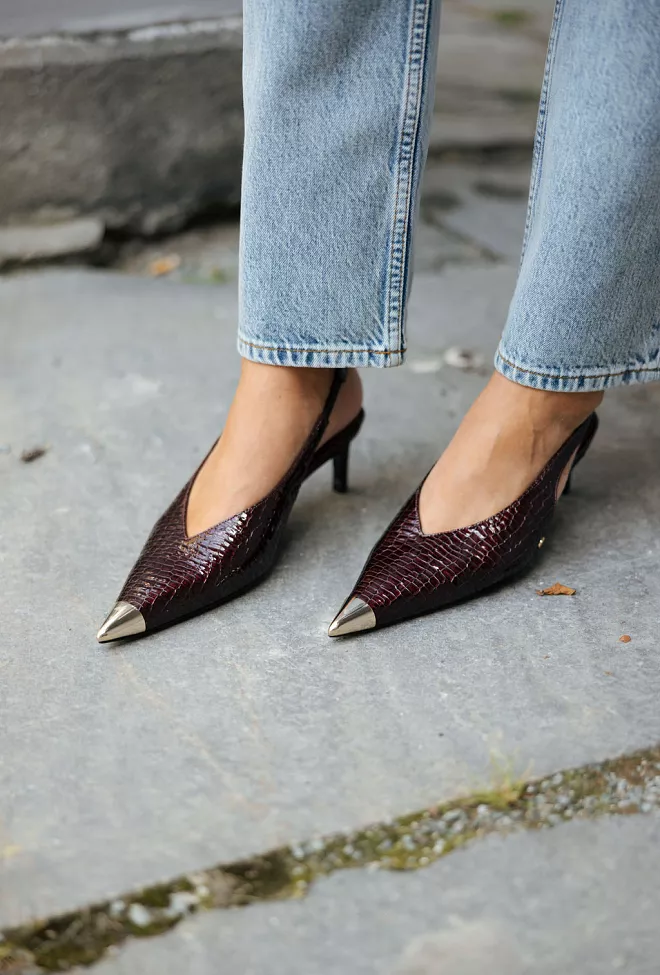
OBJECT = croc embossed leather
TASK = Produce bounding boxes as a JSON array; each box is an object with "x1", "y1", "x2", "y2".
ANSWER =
[
  {"x1": 329, "y1": 413, "x2": 598, "y2": 636},
  {"x1": 98, "y1": 370, "x2": 363, "y2": 642}
]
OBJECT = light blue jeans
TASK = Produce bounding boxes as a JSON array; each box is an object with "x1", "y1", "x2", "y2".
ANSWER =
[{"x1": 238, "y1": 0, "x2": 660, "y2": 392}]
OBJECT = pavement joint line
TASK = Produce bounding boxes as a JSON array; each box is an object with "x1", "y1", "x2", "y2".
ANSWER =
[
  {"x1": 2, "y1": 744, "x2": 660, "y2": 973},
  {"x1": 420, "y1": 210, "x2": 503, "y2": 265}
]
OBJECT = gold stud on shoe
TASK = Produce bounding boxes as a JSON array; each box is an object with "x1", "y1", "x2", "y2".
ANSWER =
[
  {"x1": 328, "y1": 597, "x2": 376, "y2": 637},
  {"x1": 538, "y1": 537, "x2": 546, "y2": 549},
  {"x1": 97, "y1": 601, "x2": 146, "y2": 643}
]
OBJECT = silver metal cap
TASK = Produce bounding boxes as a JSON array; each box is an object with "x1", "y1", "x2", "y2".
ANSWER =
[
  {"x1": 328, "y1": 597, "x2": 376, "y2": 637},
  {"x1": 97, "y1": 601, "x2": 146, "y2": 643}
]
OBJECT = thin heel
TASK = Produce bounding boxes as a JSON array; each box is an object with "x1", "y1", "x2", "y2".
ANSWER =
[
  {"x1": 563, "y1": 412, "x2": 598, "y2": 498},
  {"x1": 333, "y1": 445, "x2": 349, "y2": 493}
]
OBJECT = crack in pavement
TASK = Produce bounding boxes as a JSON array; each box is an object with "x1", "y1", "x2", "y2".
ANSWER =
[{"x1": 2, "y1": 744, "x2": 659, "y2": 973}]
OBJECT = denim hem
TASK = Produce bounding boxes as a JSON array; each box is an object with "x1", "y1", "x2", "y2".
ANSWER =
[
  {"x1": 495, "y1": 347, "x2": 660, "y2": 392},
  {"x1": 238, "y1": 334, "x2": 405, "y2": 369}
]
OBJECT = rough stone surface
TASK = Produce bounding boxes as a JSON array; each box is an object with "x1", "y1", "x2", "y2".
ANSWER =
[
  {"x1": 2, "y1": 265, "x2": 660, "y2": 936},
  {"x1": 432, "y1": 0, "x2": 551, "y2": 151},
  {"x1": 441, "y1": 193, "x2": 528, "y2": 261},
  {"x1": 0, "y1": 16, "x2": 243, "y2": 235},
  {"x1": 115, "y1": 221, "x2": 241, "y2": 283},
  {"x1": 420, "y1": 158, "x2": 531, "y2": 264},
  {"x1": 1, "y1": 0, "x2": 236, "y2": 37},
  {"x1": 92, "y1": 814, "x2": 660, "y2": 975}
]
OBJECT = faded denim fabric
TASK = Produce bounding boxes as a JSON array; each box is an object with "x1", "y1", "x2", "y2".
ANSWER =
[
  {"x1": 239, "y1": 0, "x2": 660, "y2": 391},
  {"x1": 238, "y1": 0, "x2": 440, "y2": 367},
  {"x1": 497, "y1": 0, "x2": 660, "y2": 391}
]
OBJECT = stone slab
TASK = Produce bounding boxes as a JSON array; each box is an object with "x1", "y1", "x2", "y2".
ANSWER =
[
  {"x1": 441, "y1": 194, "x2": 528, "y2": 261},
  {"x1": 420, "y1": 159, "x2": 531, "y2": 261},
  {"x1": 0, "y1": 219, "x2": 104, "y2": 266},
  {"x1": 2, "y1": 268, "x2": 660, "y2": 929},
  {"x1": 421, "y1": 159, "x2": 530, "y2": 266},
  {"x1": 92, "y1": 812, "x2": 660, "y2": 975},
  {"x1": 115, "y1": 221, "x2": 241, "y2": 284},
  {"x1": 0, "y1": 17, "x2": 243, "y2": 234},
  {"x1": 0, "y1": 1, "x2": 239, "y2": 37},
  {"x1": 437, "y1": 30, "x2": 545, "y2": 92},
  {"x1": 431, "y1": 0, "x2": 549, "y2": 152}
]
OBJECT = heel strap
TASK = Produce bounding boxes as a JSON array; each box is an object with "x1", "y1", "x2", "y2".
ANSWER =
[
  {"x1": 550, "y1": 412, "x2": 598, "y2": 501},
  {"x1": 304, "y1": 367, "x2": 347, "y2": 455},
  {"x1": 278, "y1": 368, "x2": 348, "y2": 492},
  {"x1": 322, "y1": 368, "x2": 347, "y2": 425}
]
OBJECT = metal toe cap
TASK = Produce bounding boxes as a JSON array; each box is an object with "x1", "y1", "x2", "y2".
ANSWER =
[
  {"x1": 328, "y1": 597, "x2": 376, "y2": 637},
  {"x1": 97, "y1": 601, "x2": 146, "y2": 643}
]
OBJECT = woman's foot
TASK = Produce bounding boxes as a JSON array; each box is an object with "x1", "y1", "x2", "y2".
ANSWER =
[
  {"x1": 329, "y1": 375, "x2": 601, "y2": 637},
  {"x1": 419, "y1": 371, "x2": 603, "y2": 534},
  {"x1": 186, "y1": 362, "x2": 363, "y2": 536},
  {"x1": 99, "y1": 367, "x2": 363, "y2": 642}
]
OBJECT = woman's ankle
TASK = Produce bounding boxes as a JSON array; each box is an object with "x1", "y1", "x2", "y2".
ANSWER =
[
  {"x1": 489, "y1": 371, "x2": 603, "y2": 426},
  {"x1": 238, "y1": 360, "x2": 362, "y2": 439},
  {"x1": 185, "y1": 363, "x2": 361, "y2": 535},
  {"x1": 239, "y1": 359, "x2": 335, "y2": 406},
  {"x1": 477, "y1": 372, "x2": 602, "y2": 462},
  {"x1": 418, "y1": 372, "x2": 602, "y2": 534}
]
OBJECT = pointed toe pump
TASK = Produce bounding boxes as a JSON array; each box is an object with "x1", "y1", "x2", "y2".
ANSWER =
[
  {"x1": 329, "y1": 412, "x2": 598, "y2": 637},
  {"x1": 98, "y1": 369, "x2": 363, "y2": 643}
]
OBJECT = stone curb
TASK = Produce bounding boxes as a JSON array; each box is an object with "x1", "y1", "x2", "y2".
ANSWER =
[{"x1": 0, "y1": 18, "x2": 244, "y2": 238}]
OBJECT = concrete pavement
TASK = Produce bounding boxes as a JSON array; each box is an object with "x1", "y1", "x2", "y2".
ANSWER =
[
  {"x1": 2, "y1": 176, "x2": 660, "y2": 969},
  {"x1": 91, "y1": 813, "x2": 660, "y2": 975}
]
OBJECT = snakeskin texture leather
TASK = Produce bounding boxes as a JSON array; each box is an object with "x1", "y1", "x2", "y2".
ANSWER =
[
  {"x1": 348, "y1": 413, "x2": 599, "y2": 630},
  {"x1": 117, "y1": 371, "x2": 363, "y2": 633}
]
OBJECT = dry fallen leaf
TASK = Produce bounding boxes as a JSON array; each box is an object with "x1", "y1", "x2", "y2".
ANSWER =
[
  {"x1": 535, "y1": 582, "x2": 576, "y2": 597},
  {"x1": 20, "y1": 445, "x2": 48, "y2": 463},
  {"x1": 148, "y1": 254, "x2": 181, "y2": 277},
  {"x1": 619, "y1": 635, "x2": 632, "y2": 643},
  {"x1": 604, "y1": 671, "x2": 613, "y2": 677}
]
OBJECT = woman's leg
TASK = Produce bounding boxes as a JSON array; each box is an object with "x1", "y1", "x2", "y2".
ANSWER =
[
  {"x1": 238, "y1": 0, "x2": 439, "y2": 368},
  {"x1": 497, "y1": 0, "x2": 660, "y2": 394},
  {"x1": 330, "y1": 0, "x2": 660, "y2": 634},
  {"x1": 420, "y1": 0, "x2": 660, "y2": 534},
  {"x1": 189, "y1": 0, "x2": 440, "y2": 534}
]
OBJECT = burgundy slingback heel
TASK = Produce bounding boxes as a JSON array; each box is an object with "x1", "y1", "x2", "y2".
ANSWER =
[{"x1": 98, "y1": 369, "x2": 363, "y2": 642}]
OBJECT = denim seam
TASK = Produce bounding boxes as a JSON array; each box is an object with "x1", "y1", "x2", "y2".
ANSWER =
[
  {"x1": 519, "y1": 0, "x2": 565, "y2": 263},
  {"x1": 385, "y1": 0, "x2": 433, "y2": 355},
  {"x1": 238, "y1": 335, "x2": 406, "y2": 356},
  {"x1": 496, "y1": 349, "x2": 660, "y2": 381}
]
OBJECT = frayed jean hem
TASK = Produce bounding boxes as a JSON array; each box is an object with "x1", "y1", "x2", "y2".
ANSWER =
[
  {"x1": 237, "y1": 334, "x2": 405, "y2": 369},
  {"x1": 495, "y1": 346, "x2": 660, "y2": 392}
]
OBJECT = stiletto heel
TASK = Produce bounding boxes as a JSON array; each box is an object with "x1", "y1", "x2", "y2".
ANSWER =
[
  {"x1": 333, "y1": 445, "x2": 349, "y2": 493},
  {"x1": 564, "y1": 413, "x2": 599, "y2": 497},
  {"x1": 98, "y1": 370, "x2": 363, "y2": 642},
  {"x1": 305, "y1": 408, "x2": 364, "y2": 484}
]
